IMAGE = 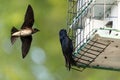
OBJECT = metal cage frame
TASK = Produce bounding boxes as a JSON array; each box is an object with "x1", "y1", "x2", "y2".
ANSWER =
[{"x1": 67, "y1": 0, "x2": 118, "y2": 71}]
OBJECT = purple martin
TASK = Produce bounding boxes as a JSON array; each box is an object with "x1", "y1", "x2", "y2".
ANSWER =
[
  {"x1": 59, "y1": 29, "x2": 76, "y2": 71},
  {"x1": 105, "y1": 21, "x2": 113, "y2": 34},
  {"x1": 11, "y1": 5, "x2": 39, "y2": 58}
]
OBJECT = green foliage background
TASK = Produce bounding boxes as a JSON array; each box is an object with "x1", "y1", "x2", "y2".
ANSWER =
[{"x1": 0, "y1": 0, "x2": 120, "y2": 80}]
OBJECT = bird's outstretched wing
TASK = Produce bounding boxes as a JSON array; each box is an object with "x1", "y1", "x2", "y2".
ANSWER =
[
  {"x1": 21, "y1": 5, "x2": 34, "y2": 29},
  {"x1": 20, "y1": 36, "x2": 32, "y2": 58}
]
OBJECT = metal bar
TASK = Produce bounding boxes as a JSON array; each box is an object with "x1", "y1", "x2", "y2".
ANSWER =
[
  {"x1": 74, "y1": 29, "x2": 95, "y2": 49},
  {"x1": 75, "y1": 39, "x2": 97, "y2": 63},
  {"x1": 77, "y1": 0, "x2": 89, "y2": 13},
  {"x1": 77, "y1": 60, "x2": 89, "y2": 65},
  {"x1": 78, "y1": 53, "x2": 95, "y2": 59},
  {"x1": 75, "y1": 55, "x2": 92, "y2": 62},
  {"x1": 74, "y1": 37, "x2": 111, "y2": 71},
  {"x1": 73, "y1": 39, "x2": 110, "y2": 71},
  {"x1": 92, "y1": 16, "x2": 118, "y2": 18},
  {"x1": 93, "y1": 3, "x2": 117, "y2": 5},
  {"x1": 81, "y1": 49, "x2": 98, "y2": 56},
  {"x1": 98, "y1": 27, "x2": 120, "y2": 32},
  {"x1": 68, "y1": 0, "x2": 78, "y2": 14},
  {"x1": 77, "y1": 58, "x2": 94, "y2": 67},
  {"x1": 85, "y1": 47, "x2": 102, "y2": 52},
  {"x1": 87, "y1": 43, "x2": 104, "y2": 49},
  {"x1": 90, "y1": 40, "x2": 108, "y2": 46},
  {"x1": 68, "y1": 0, "x2": 93, "y2": 28},
  {"x1": 104, "y1": 0, "x2": 105, "y2": 20},
  {"x1": 75, "y1": 0, "x2": 93, "y2": 20},
  {"x1": 84, "y1": 40, "x2": 111, "y2": 69},
  {"x1": 71, "y1": 67, "x2": 84, "y2": 72}
]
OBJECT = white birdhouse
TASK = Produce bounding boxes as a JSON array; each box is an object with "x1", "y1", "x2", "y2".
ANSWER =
[{"x1": 67, "y1": 0, "x2": 120, "y2": 71}]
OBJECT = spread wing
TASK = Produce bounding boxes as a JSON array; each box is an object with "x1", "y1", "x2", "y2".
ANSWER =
[
  {"x1": 20, "y1": 36, "x2": 32, "y2": 58},
  {"x1": 21, "y1": 5, "x2": 34, "y2": 29}
]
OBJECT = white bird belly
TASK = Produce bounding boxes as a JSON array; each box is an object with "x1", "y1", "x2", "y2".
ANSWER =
[{"x1": 12, "y1": 29, "x2": 32, "y2": 36}]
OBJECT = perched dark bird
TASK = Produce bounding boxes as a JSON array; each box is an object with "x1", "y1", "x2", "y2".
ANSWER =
[
  {"x1": 11, "y1": 5, "x2": 39, "y2": 58},
  {"x1": 59, "y1": 29, "x2": 76, "y2": 71},
  {"x1": 105, "y1": 21, "x2": 113, "y2": 35}
]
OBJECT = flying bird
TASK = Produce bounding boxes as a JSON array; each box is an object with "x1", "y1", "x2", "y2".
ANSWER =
[
  {"x1": 59, "y1": 29, "x2": 76, "y2": 71},
  {"x1": 11, "y1": 5, "x2": 39, "y2": 58}
]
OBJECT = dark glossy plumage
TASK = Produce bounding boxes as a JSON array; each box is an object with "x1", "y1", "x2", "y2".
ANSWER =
[
  {"x1": 21, "y1": 5, "x2": 34, "y2": 29},
  {"x1": 21, "y1": 36, "x2": 32, "y2": 58},
  {"x1": 20, "y1": 4, "x2": 34, "y2": 58},
  {"x1": 59, "y1": 29, "x2": 76, "y2": 71}
]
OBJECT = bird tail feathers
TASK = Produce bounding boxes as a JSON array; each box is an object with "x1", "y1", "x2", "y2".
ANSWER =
[
  {"x1": 11, "y1": 27, "x2": 19, "y2": 34},
  {"x1": 68, "y1": 57, "x2": 76, "y2": 71},
  {"x1": 11, "y1": 27, "x2": 19, "y2": 45}
]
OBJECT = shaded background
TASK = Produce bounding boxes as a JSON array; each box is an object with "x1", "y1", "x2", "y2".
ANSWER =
[{"x1": 0, "y1": 0, "x2": 120, "y2": 80}]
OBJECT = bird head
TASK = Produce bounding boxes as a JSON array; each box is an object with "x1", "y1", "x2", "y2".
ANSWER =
[
  {"x1": 32, "y1": 28, "x2": 39, "y2": 33},
  {"x1": 59, "y1": 29, "x2": 67, "y2": 39}
]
